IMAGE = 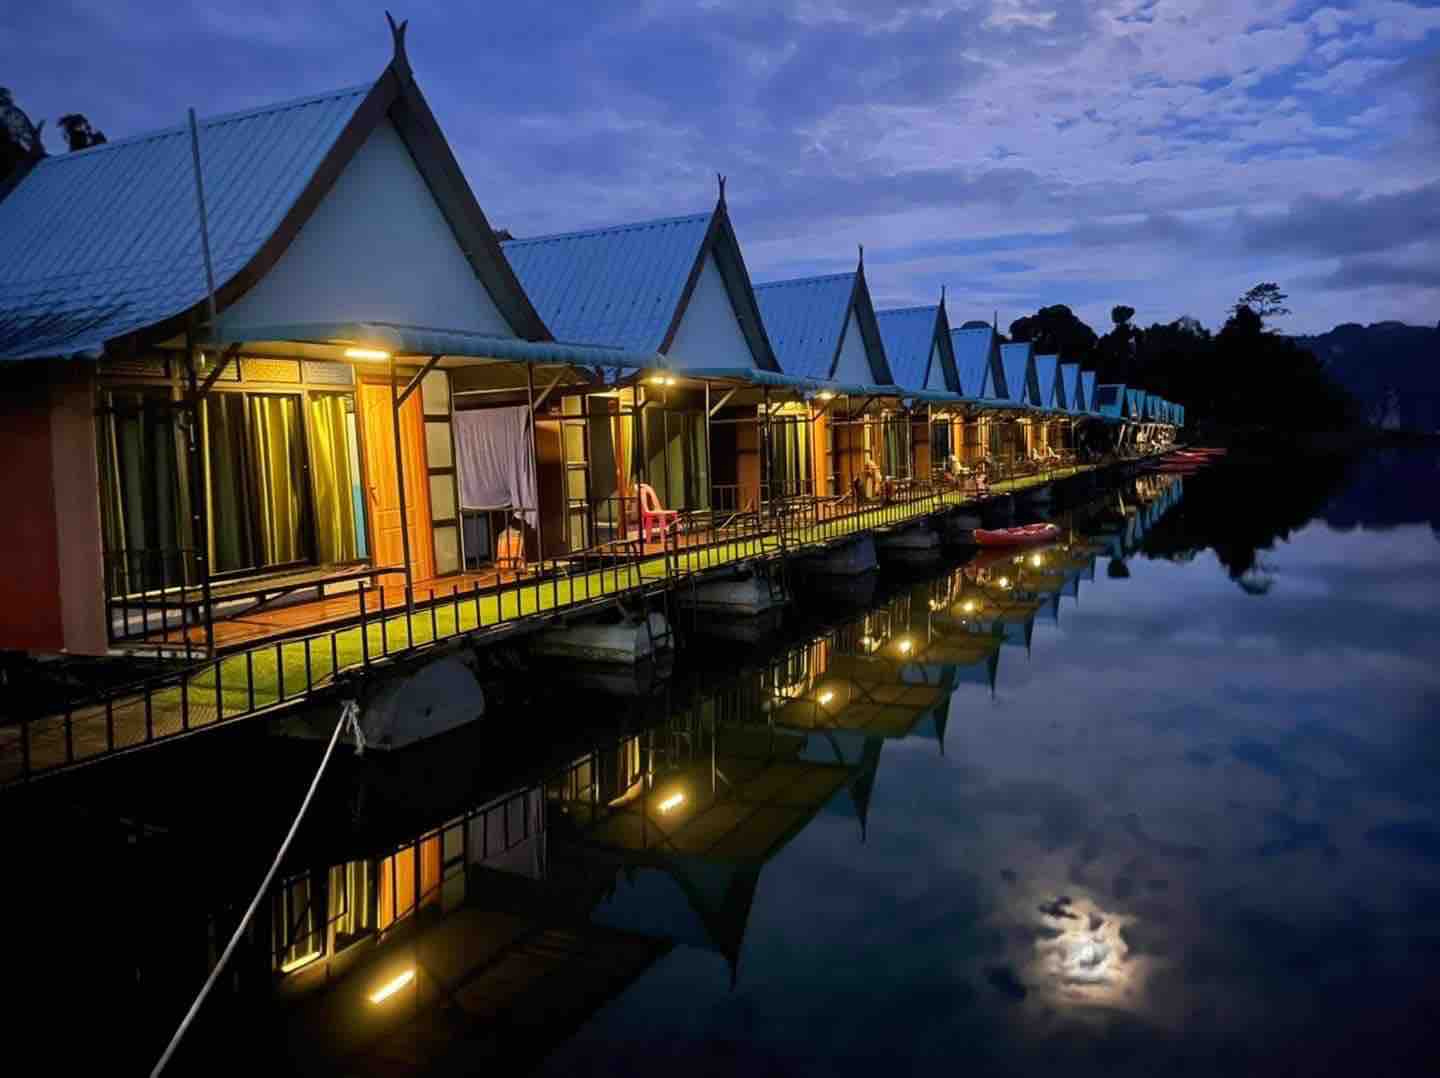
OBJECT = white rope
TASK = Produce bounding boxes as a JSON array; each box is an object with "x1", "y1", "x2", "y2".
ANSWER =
[{"x1": 150, "y1": 698, "x2": 362, "y2": 1077}]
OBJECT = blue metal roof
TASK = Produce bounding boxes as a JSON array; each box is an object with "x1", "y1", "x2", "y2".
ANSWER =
[
  {"x1": 951, "y1": 326, "x2": 998, "y2": 398},
  {"x1": 1080, "y1": 370, "x2": 1097, "y2": 414},
  {"x1": 1126, "y1": 388, "x2": 1146, "y2": 418},
  {"x1": 1061, "y1": 363, "x2": 1082, "y2": 412},
  {"x1": 502, "y1": 213, "x2": 710, "y2": 353},
  {"x1": 999, "y1": 342, "x2": 1035, "y2": 406},
  {"x1": 1095, "y1": 383, "x2": 1125, "y2": 418},
  {"x1": 753, "y1": 271, "x2": 892, "y2": 383},
  {"x1": 874, "y1": 305, "x2": 938, "y2": 392},
  {"x1": 1034, "y1": 353, "x2": 1063, "y2": 410},
  {"x1": 0, "y1": 84, "x2": 372, "y2": 361}
]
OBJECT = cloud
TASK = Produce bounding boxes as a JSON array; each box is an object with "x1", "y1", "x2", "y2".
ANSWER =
[{"x1": 1240, "y1": 182, "x2": 1440, "y2": 257}]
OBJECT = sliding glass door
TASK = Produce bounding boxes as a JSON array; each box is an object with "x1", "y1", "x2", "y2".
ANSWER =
[
  {"x1": 307, "y1": 393, "x2": 367, "y2": 564},
  {"x1": 203, "y1": 391, "x2": 312, "y2": 576}
]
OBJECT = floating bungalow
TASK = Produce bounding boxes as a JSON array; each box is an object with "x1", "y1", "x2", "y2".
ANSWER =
[
  {"x1": 753, "y1": 255, "x2": 904, "y2": 501},
  {"x1": 873, "y1": 295, "x2": 964, "y2": 482}
]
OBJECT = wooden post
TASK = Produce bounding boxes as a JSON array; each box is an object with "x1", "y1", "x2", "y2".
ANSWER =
[
  {"x1": 703, "y1": 381, "x2": 713, "y2": 514},
  {"x1": 389, "y1": 354, "x2": 415, "y2": 620}
]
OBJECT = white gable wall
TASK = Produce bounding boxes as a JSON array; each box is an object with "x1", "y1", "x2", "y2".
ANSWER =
[
  {"x1": 667, "y1": 251, "x2": 755, "y2": 370},
  {"x1": 222, "y1": 119, "x2": 514, "y2": 335},
  {"x1": 833, "y1": 308, "x2": 873, "y2": 384},
  {"x1": 925, "y1": 340, "x2": 944, "y2": 390}
]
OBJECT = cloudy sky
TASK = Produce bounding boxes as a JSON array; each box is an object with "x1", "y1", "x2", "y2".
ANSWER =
[{"x1": 4, "y1": 1, "x2": 1437, "y2": 334}]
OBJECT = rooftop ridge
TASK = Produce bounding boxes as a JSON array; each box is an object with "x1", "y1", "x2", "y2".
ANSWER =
[
  {"x1": 502, "y1": 211, "x2": 711, "y2": 247},
  {"x1": 753, "y1": 271, "x2": 855, "y2": 290}
]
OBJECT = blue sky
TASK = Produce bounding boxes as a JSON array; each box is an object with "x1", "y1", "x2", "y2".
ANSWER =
[{"x1": 3, "y1": 1, "x2": 1437, "y2": 335}]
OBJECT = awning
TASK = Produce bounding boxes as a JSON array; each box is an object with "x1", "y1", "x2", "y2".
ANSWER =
[{"x1": 204, "y1": 320, "x2": 664, "y2": 369}]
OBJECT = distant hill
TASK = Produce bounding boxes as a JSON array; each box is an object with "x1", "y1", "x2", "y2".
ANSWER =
[{"x1": 1295, "y1": 321, "x2": 1440, "y2": 432}]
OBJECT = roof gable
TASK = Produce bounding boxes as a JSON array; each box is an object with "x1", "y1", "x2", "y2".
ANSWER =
[
  {"x1": 952, "y1": 326, "x2": 1003, "y2": 398},
  {"x1": 0, "y1": 27, "x2": 548, "y2": 360},
  {"x1": 1062, "y1": 363, "x2": 1083, "y2": 412},
  {"x1": 1034, "y1": 354, "x2": 1065, "y2": 410},
  {"x1": 999, "y1": 342, "x2": 1038, "y2": 406},
  {"x1": 875, "y1": 302, "x2": 959, "y2": 394},
  {"x1": 1080, "y1": 370, "x2": 1097, "y2": 414},
  {"x1": 221, "y1": 118, "x2": 511, "y2": 335},
  {"x1": 755, "y1": 265, "x2": 893, "y2": 385},
  {"x1": 1126, "y1": 388, "x2": 1145, "y2": 418}
]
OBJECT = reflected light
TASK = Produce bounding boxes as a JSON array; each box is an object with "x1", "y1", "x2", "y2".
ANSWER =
[
  {"x1": 658, "y1": 792, "x2": 685, "y2": 813},
  {"x1": 368, "y1": 969, "x2": 415, "y2": 1004},
  {"x1": 344, "y1": 347, "x2": 391, "y2": 362},
  {"x1": 998, "y1": 576, "x2": 1011, "y2": 589},
  {"x1": 279, "y1": 950, "x2": 322, "y2": 974},
  {"x1": 817, "y1": 690, "x2": 835, "y2": 705},
  {"x1": 1030, "y1": 553, "x2": 1043, "y2": 567}
]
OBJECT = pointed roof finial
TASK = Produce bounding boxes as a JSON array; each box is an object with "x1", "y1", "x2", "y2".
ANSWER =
[
  {"x1": 716, "y1": 172, "x2": 727, "y2": 204},
  {"x1": 857, "y1": 243, "x2": 864, "y2": 270},
  {"x1": 940, "y1": 283, "x2": 947, "y2": 306},
  {"x1": 385, "y1": 12, "x2": 412, "y2": 81}
]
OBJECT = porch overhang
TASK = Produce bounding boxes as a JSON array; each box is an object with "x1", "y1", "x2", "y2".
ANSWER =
[{"x1": 202, "y1": 320, "x2": 664, "y2": 370}]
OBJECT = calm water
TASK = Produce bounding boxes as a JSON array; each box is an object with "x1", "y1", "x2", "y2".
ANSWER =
[{"x1": 14, "y1": 450, "x2": 1440, "y2": 1075}]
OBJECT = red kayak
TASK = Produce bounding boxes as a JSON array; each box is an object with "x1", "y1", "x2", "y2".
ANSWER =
[{"x1": 973, "y1": 523, "x2": 1060, "y2": 547}]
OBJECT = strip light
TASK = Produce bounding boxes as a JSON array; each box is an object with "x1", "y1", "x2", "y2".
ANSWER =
[
  {"x1": 368, "y1": 968, "x2": 415, "y2": 1004},
  {"x1": 658, "y1": 792, "x2": 685, "y2": 813},
  {"x1": 344, "y1": 347, "x2": 391, "y2": 361}
]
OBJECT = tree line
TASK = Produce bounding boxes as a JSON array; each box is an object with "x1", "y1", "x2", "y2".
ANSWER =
[{"x1": 1007, "y1": 283, "x2": 1358, "y2": 432}]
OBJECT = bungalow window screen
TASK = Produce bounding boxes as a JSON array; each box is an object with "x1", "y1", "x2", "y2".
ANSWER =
[
  {"x1": 98, "y1": 389, "x2": 187, "y2": 597},
  {"x1": 882, "y1": 416, "x2": 910, "y2": 478},
  {"x1": 931, "y1": 418, "x2": 952, "y2": 466},
  {"x1": 766, "y1": 415, "x2": 811, "y2": 498},
  {"x1": 204, "y1": 392, "x2": 311, "y2": 574}
]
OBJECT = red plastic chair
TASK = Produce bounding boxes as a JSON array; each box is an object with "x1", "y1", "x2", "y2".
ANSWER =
[{"x1": 638, "y1": 483, "x2": 680, "y2": 543}]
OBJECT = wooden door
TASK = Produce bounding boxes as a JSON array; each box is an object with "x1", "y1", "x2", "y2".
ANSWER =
[{"x1": 359, "y1": 381, "x2": 434, "y2": 582}]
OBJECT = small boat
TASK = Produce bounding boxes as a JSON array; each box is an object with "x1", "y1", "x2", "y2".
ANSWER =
[{"x1": 973, "y1": 523, "x2": 1060, "y2": 547}]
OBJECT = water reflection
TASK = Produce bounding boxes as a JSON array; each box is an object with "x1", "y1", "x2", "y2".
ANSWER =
[{"x1": 17, "y1": 454, "x2": 1440, "y2": 1075}]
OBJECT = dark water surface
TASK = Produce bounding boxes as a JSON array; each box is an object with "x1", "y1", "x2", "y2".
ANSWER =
[{"x1": 13, "y1": 450, "x2": 1440, "y2": 1076}]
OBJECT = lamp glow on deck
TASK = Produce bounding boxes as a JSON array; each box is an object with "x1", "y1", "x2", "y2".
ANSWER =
[
  {"x1": 817, "y1": 689, "x2": 834, "y2": 705},
  {"x1": 816, "y1": 390, "x2": 835, "y2": 401},
  {"x1": 1030, "y1": 553, "x2": 1043, "y2": 567},
  {"x1": 896, "y1": 638, "x2": 913, "y2": 655},
  {"x1": 344, "y1": 347, "x2": 391, "y2": 361},
  {"x1": 658, "y1": 792, "x2": 685, "y2": 813},
  {"x1": 368, "y1": 969, "x2": 415, "y2": 1004},
  {"x1": 998, "y1": 576, "x2": 1011, "y2": 588},
  {"x1": 962, "y1": 599, "x2": 977, "y2": 613}
]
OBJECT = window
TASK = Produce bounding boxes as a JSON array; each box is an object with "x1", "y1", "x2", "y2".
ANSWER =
[
  {"x1": 328, "y1": 860, "x2": 375, "y2": 952},
  {"x1": 98, "y1": 389, "x2": 188, "y2": 596},
  {"x1": 272, "y1": 873, "x2": 323, "y2": 973},
  {"x1": 204, "y1": 392, "x2": 312, "y2": 574},
  {"x1": 766, "y1": 413, "x2": 811, "y2": 498}
]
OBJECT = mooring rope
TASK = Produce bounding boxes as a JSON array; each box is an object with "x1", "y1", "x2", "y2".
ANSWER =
[{"x1": 149, "y1": 699, "x2": 363, "y2": 1077}]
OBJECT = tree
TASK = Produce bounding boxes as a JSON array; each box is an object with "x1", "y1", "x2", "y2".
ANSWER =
[
  {"x1": 1111, "y1": 305, "x2": 1135, "y2": 328},
  {"x1": 1008, "y1": 304, "x2": 1098, "y2": 360},
  {"x1": 1, "y1": 87, "x2": 42, "y2": 185},
  {"x1": 1234, "y1": 282, "x2": 1290, "y2": 325},
  {"x1": 57, "y1": 113, "x2": 106, "y2": 151}
]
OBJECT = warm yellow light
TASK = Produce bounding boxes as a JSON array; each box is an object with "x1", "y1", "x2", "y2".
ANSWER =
[
  {"x1": 818, "y1": 690, "x2": 834, "y2": 705},
  {"x1": 368, "y1": 969, "x2": 415, "y2": 1004},
  {"x1": 897, "y1": 638, "x2": 913, "y2": 655},
  {"x1": 1030, "y1": 553, "x2": 1043, "y2": 567},
  {"x1": 344, "y1": 347, "x2": 391, "y2": 362},
  {"x1": 962, "y1": 599, "x2": 977, "y2": 613},
  {"x1": 658, "y1": 792, "x2": 685, "y2": 813},
  {"x1": 649, "y1": 375, "x2": 666, "y2": 385},
  {"x1": 998, "y1": 576, "x2": 1011, "y2": 588},
  {"x1": 664, "y1": 377, "x2": 676, "y2": 386},
  {"x1": 816, "y1": 390, "x2": 835, "y2": 401},
  {"x1": 279, "y1": 950, "x2": 323, "y2": 974}
]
